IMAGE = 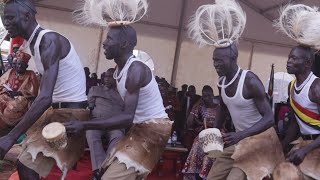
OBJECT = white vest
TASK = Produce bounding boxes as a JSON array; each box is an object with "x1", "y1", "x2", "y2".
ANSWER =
[
  {"x1": 32, "y1": 30, "x2": 87, "y2": 103},
  {"x1": 221, "y1": 70, "x2": 262, "y2": 132},
  {"x1": 292, "y1": 74, "x2": 320, "y2": 135},
  {"x1": 116, "y1": 56, "x2": 168, "y2": 123}
]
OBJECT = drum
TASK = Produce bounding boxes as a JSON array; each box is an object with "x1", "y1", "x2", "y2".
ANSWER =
[
  {"x1": 42, "y1": 122, "x2": 67, "y2": 150},
  {"x1": 199, "y1": 128, "x2": 224, "y2": 158}
]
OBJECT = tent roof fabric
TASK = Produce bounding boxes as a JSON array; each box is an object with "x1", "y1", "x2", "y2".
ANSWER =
[{"x1": 34, "y1": 0, "x2": 320, "y2": 25}]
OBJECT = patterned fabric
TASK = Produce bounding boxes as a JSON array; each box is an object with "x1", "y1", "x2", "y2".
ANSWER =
[
  {"x1": 183, "y1": 101, "x2": 217, "y2": 179},
  {"x1": 189, "y1": 100, "x2": 217, "y2": 133},
  {"x1": 183, "y1": 136, "x2": 214, "y2": 179},
  {"x1": 0, "y1": 69, "x2": 39, "y2": 132}
]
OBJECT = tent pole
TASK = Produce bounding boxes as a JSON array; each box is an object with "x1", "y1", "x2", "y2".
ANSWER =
[
  {"x1": 94, "y1": 27, "x2": 104, "y2": 74},
  {"x1": 248, "y1": 42, "x2": 255, "y2": 70},
  {"x1": 170, "y1": 0, "x2": 187, "y2": 87}
]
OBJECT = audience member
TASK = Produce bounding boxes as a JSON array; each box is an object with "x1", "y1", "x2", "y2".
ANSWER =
[
  {"x1": 177, "y1": 84, "x2": 188, "y2": 104},
  {"x1": 86, "y1": 68, "x2": 125, "y2": 180},
  {"x1": 183, "y1": 85, "x2": 218, "y2": 179},
  {"x1": 0, "y1": 51, "x2": 39, "y2": 135}
]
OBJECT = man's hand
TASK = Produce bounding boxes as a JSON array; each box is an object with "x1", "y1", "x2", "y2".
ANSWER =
[
  {"x1": 0, "y1": 135, "x2": 16, "y2": 160},
  {"x1": 287, "y1": 148, "x2": 308, "y2": 166},
  {"x1": 222, "y1": 132, "x2": 245, "y2": 147},
  {"x1": 64, "y1": 120, "x2": 85, "y2": 136}
]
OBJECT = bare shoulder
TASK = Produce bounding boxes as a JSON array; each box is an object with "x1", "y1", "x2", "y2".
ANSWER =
[
  {"x1": 245, "y1": 71, "x2": 264, "y2": 87},
  {"x1": 244, "y1": 71, "x2": 265, "y2": 98},
  {"x1": 130, "y1": 60, "x2": 146, "y2": 69},
  {"x1": 40, "y1": 32, "x2": 61, "y2": 46},
  {"x1": 129, "y1": 61, "x2": 152, "y2": 81},
  {"x1": 310, "y1": 78, "x2": 320, "y2": 104},
  {"x1": 128, "y1": 61, "x2": 147, "y2": 77},
  {"x1": 40, "y1": 32, "x2": 70, "y2": 58},
  {"x1": 126, "y1": 61, "x2": 151, "y2": 92}
]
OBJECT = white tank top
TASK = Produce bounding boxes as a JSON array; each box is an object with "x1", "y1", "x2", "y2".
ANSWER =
[
  {"x1": 292, "y1": 74, "x2": 320, "y2": 135},
  {"x1": 33, "y1": 30, "x2": 87, "y2": 103},
  {"x1": 221, "y1": 70, "x2": 262, "y2": 132},
  {"x1": 116, "y1": 56, "x2": 168, "y2": 124}
]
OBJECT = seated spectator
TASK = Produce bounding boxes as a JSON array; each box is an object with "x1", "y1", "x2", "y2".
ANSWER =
[
  {"x1": 177, "y1": 84, "x2": 188, "y2": 104},
  {"x1": 84, "y1": 67, "x2": 91, "y2": 95},
  {"x1": 5, "y1": 44, "x2": 20, "y2": 72},
  {"x1": 159, "y1": 83, "x2": 181, "y2": 121},
  {"x1": 182, "y1": 85, "x2": 219, "y2": 179},
  {"x1": 90, "y1": 73, "x2": 99, "y2": 87},
  {"x1": 86, "y1": 68, "x2": 125, "y2": 180},
  {"x1": 179, "y1": 85, "x2": 201, "y2": 140},
  {"x1": 0, "y1": 51, "x2": 39, "y2": 135},
  {"x1": 99, "y1": 72, "x2": 106, "y2": 86}
]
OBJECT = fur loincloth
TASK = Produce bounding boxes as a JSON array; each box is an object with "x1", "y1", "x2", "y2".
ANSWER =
[
  {"x1": 19, "y1": 108, "x2": 89, "y2": 178},
  {"x1": 231, "y1": 128, "x2": 285, "y2": 180},
  {"x1": 103, "y1": 119, "x2": 172, "y2": 176},
  {"x1": 290, "y1": 138, "x2": 320, "y2": 179}
]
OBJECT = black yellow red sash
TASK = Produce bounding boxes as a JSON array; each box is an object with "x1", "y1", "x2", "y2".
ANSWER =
[{"x1": 289, "y1": 80, "x2": 320, "y2": 130}]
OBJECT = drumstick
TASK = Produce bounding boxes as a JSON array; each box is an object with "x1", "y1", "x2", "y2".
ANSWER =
[{"x1": 204, "y1": 118, "x2": 207, "y2": 129}]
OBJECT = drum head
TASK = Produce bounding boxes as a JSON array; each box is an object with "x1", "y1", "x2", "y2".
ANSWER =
[{"x1": 42, "y1": 122, "x2": 66, "y2": 140}]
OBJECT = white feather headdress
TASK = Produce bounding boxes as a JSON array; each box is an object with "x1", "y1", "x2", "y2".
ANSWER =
[
  {"x1": 73, "y1": 0, "x2": 148, "y2": 27},
  {"x1": 274, "y1": 4, "x2": 320, "y2": 49},
  {"x1": 188, "y1": 0, "x2": 246, "y2": 48}
]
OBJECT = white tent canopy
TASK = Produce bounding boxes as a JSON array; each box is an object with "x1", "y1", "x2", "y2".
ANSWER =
[
  {"x1": 10, "y1": 0, "x2": 320, "y2": 91},
  {"x1": 265, "y1": 72, "x2": 294, "y2": 103}
]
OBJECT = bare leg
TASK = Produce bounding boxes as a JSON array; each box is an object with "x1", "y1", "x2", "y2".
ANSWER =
[{"x1": 17, "y1": 160, "x2": 40, "y2": 180}]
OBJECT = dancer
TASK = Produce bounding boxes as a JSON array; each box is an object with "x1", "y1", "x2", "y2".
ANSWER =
[
  {"x1": 0, "y1": 0, "x2": 88, "y2": 179},
  {"x1": 188, "y1": 0, "x2": 284, "y2": 179},
  {"x1": 66, "y1": 0, "x2": 172, "y2": 179},
  {"x1": 275, "y1": 4, "x2": 320, "y2": 179}
]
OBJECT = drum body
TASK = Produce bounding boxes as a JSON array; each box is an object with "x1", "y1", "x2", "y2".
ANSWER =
[
  {"x1": 199, "y1": 128, "x2": 224, "y2": 158},
  {"x1": 42, "y1": 122, "x2": 67, "y2": 150}
]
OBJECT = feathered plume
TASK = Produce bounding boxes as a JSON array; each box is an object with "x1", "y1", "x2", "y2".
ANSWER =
[
  {"x1": 188, "y1": 0, "x2": 246, "y2": 48},
  {"x1": 274, "y1": 4, "x2": 320, "y2": 49},
  {"x1": 73, "y1": 0, "x2": 148, "y2": 27}
]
